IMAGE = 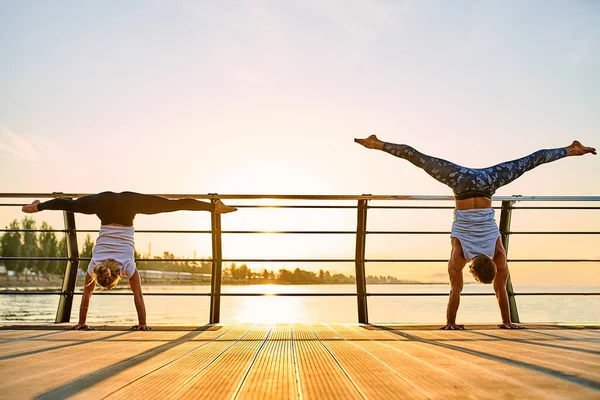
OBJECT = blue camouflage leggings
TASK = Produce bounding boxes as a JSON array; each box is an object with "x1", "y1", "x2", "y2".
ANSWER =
[{"x1": 382, "y1": 142, "x2": 568, "y2": 199}]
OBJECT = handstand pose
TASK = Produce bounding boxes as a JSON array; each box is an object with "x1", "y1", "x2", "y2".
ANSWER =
[
  {"x1": 22, "y1": 192, "x2": 237, "y2": 330},
  {"x1": 355, "y1": 135, "x2": 596, "y2": 329}
]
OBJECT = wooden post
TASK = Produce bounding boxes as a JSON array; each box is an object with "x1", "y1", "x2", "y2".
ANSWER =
[
  {"x1": 209, "y1": 198, "x2": 223, "y2": 324},
  {"x1": 499, "y1": 200, "x2": 520, "y2": 323},
  {"x1": 55, "y1": 210, "x2": 79, "y2": 323},
  {"x1": 355, "y1": 198, "x2": 369, "y2": 324}
]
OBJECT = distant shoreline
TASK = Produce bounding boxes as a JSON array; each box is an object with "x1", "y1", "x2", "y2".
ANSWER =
[{"x1": 0, "y1": 280, "x2": 450, "y2": 291}]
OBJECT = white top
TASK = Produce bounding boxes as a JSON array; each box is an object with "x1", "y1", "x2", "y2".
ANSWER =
[
  {"x1": 450, "y1": 208, "x2": 501, "y2": 260},
  {"x1": 87, "y1": 225, "x2": 137, "y2": 278}
]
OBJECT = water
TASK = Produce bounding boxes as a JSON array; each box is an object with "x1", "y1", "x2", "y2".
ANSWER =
[{"x1": 1, "y1": 284, "x2": 598, "y2": 325}]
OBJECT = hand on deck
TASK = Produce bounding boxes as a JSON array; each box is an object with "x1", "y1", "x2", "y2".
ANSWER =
[
  {"x1": 498, "y1": 323, "x2": 525, "y2": 329},
  {"x1": 566, "y1": 141, "x2": 596, "y2": 156},
  {"x1": 440, "y1": 324, "x2": 465, "y2": 330},
  {"x1": 130, "y1": 324, "x2": 152, "y2": 331},
  {"x1": 66, "y1": 323, "x2": 90, "y2": 330},
  {"x1": 22, "y1": 200, "x2": 40, "y2": 213}
]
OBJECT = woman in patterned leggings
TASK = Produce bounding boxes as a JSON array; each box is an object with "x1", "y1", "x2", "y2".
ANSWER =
[{"x1": 355, "y1": 135, "x2": 596, "y2": 330}]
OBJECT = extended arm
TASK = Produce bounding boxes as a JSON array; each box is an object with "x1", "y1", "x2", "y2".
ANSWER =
[
  {"x1": 442, "y1": 238, "x2": 466, "y2": 330},
  {"x1": 128, "y1": 270, "x2": 150, "y2": 330},
  {"x1": 67, "y1": 273, "x2": 95, "y2": 330}
]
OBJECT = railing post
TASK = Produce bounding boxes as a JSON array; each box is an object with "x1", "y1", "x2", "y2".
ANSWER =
[
  {"x1": 55, "y1": 210, "x2": 79, "y2": 323},
  {"x1": 499, "y1": 200, "x2": 520, "y2": 323},
  {"x1": 209, "y1": 197, "x2": 223, "y2": 324},
  {"x1": 355, "y1": 198, "x2": 369, "y2": 324}
]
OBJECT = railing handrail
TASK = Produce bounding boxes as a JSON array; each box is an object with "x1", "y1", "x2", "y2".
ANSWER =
[{"x1": 2, "y1": 193, "x2": 600, "y2": 202}]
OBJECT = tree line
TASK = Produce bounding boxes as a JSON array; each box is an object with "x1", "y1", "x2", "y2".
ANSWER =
[{"x1": 1, "y1": 217, "x2": 415, "y2": 285}]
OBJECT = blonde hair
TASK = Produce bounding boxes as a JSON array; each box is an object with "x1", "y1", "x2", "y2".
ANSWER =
[{"x1": 91, "y1": 259, "x2": 122, "y2": 290}]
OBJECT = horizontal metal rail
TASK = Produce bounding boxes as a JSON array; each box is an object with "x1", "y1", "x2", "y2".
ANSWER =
[
  {"x1": 1, "y1": 291, "x2": 598, "y2": 297},
  {"x1": 2, "y1": 257, "x2": 599, "y2": 263},
  {"x1": 3, "y1": 193, "x2": 600, "y2": 201}
]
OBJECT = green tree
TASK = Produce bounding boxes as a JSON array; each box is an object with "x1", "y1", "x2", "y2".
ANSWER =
[
  {"x1": 54, "y1": 235, "x2": 67, "y2": 275},
  {"x1": 38, "y1": 222, "x2": 59, "y2": 275},
  {"x1": 21, "y1": 217, "x2": 39, "y2": 280},
  {"x1": 80, "y1": 234, "x2": 95, "y2": 273},
  {"x1": 278, "y1": 269, "x2": 293, "y2": 284},
  {"x1": 0, "y1": 220, "x2": 22, "y2": 274}
]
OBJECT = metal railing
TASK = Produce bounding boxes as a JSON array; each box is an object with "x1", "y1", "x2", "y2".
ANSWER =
[{"x1": 1, "y1": 193, "x2": 599, "y2": 324}]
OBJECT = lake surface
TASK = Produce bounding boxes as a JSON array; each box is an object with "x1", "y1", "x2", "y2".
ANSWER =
[{"x1": 1, "y1": 284, "x2": 598, "y2": 325}]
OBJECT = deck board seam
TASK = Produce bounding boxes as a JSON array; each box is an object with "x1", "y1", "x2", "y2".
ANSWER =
[
  {"x1": 98, "y1": 326, "x2": 235, "y2": 400},
  {"x1": 380, "y1": 327, "x2": 600, "y2": 392},
  {"x1": 166, "y1": 324, "x2": 257, "y2": 400},
  {"x1": 290, "y1": 324, "x2": 304, "y2": 400},
  {"x1": 231, "y1": 327, "x2": 273, "y2": 400},
  {"x1": 309, "y1": 325, "x2": 368, "y2": 400},
  {"x1": 0, "y1": 331, "x2": 132, "y2": 361},
  {"x1": 467, "y1": 331, "x2": 600, "y2": 356},
  {"x1": 344, "y1": 324, "x2": 487, "y2": 393},
  {"x1": 364, "y1": 326, "x2": 566, "y2": 399},
  {"x1": 326, "y1": 324, "x2": 430, "y2": 399}
]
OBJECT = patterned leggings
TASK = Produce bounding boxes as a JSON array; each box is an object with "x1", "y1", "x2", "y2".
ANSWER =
[{"x1": 382, "y1": 142, "x2": 567, "y2": 198}]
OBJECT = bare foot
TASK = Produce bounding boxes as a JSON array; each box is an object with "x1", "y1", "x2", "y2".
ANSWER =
[
  {"x1": 22, "y1": 200, "x2": 40, "y2": 213},
  {"x1": 566, "y1": 140, "x2": 596, "y2": 156},
  {"x1": 354, "y1": 134, "x2": 384, "y2": 150},
  {"x1": 214, "y1": 200, "x2": 237, "y2": 214}
]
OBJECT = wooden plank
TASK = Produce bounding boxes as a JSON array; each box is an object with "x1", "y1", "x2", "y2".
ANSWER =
[
  {"x1": 172, "y1": 325, "x2": 272, "y2": 400},
  {"x1": 102, "y1": 324, "x2": 254, "y2": 400},
  {"x1": 0, "y1": 330, "x2": 130, "y2": 359},
  {"x1": 1, "y1": 339, "x2": 162, "y2": 399},
  {"x1": 313, "y1": 324, "x2": 427, "y2": 400},
  {"x1": 430, "y1": 331, "x2": 600, "y2": 381},
  {"x1": 330, "y1": 325, "x2": 486, "y2": 399},
  {"x1": 71, "y1": 326, "x2": 234, "y2": 400},
  {"x1": 293, "y1": 324, "x2": 362, "y2": 400},
  {"x1": 359, "y1": 327, "x2": 598, "y2": 399},
  {"x1": 1, "y1": 325, "x2": 598, "y2": 400},
  {"x1": 0, "y1": 329, "x2": 63, "y2": 340},
  {"x1": 234, "y1": 324, "x2": 299, "y2": 399}
]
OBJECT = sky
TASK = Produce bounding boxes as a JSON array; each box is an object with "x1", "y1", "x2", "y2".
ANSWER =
[{"x1": 0, "y1": 1, "x2": 599, "y2": 284}]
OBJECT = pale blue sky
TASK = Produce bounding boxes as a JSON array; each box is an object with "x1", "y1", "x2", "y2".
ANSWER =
[{"x1": 0, "y1": 1, "x2": 598, "y2": 282}]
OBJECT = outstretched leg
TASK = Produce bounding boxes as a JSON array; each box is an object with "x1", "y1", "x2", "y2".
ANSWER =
[
  {"x1": 355, "y1": 134, "x2": 465, "y2": 189},
  {"x1": 122, "y1": 192, "x2": 237, "y2": 215},
  {"x1": 485, "y1": 140, "x2": 596, "y2": 192}
]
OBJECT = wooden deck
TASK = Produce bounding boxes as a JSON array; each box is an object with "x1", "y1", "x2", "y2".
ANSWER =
[{"x1": 0, "y1": 324, "x2": 599, "y2": 399}]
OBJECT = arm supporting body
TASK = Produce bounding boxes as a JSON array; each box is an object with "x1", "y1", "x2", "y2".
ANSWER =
[
  {"x1": 492, "y1": 238, "x2": 514, "y2": 326},
  {"x1": 444, "y1": 238, "x2": 466, "y2": 329},
  {"x1": 128, "y1": 270, "x2": 149, "y2": 330},
  {"x1": 68, "y1": 273, "x2": 95, "y2": 330}
]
